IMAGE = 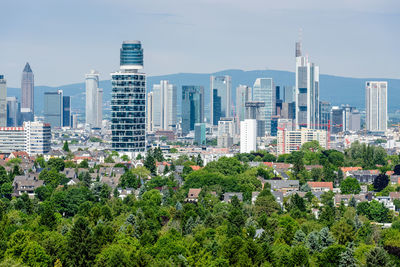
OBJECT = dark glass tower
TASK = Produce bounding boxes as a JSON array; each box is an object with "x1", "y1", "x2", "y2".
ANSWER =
[
  {"x1": 63, "y1": 96, "x2": 71, "y2": 127},
  {"x1": 182, "y1": 86, "x2": 204, "y2": 135},
  {"x1": 212, "y1": 89, "x2": 221, "y2": 126}
]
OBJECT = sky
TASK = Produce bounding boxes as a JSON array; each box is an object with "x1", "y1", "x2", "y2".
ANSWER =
[{"x1": 1, "y1": 0, "x2": 399, "y2": 87}]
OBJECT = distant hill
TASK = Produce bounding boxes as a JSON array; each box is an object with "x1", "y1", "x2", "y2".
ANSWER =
[{"x1": 7, "y1": 69, "x2": 400, "y2": 117}]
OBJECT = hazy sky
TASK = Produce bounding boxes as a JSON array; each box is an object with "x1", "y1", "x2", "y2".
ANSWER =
[{"x1": 1, "y1": 0, "x2": 399, "y2": 87}]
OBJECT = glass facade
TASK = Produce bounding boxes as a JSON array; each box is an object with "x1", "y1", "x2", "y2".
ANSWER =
[
  {"x1": 182, "y1": 86, "x2": 204, "y2": 135},
  {"x1": 21, "y1": 63, "x2": 34, "y2": 116},
  {"x1": 120, "y1": 41, "x2": 144, "y2": 68},
  {"x1": 44, "y1": 90, "x2": 63, "y2": 128},
  {"x1": 63, "y1": 96, "x2": 71, "y2": 127},
  {"x1": 111, "y1": 73, "x2": 146, "y2": 152},
  {"x1": 253, "y1": 78, "x2": 275, "y2": 135},
  {"x1": 210, "y1": 75, "x2": 231, "y2": 125}
]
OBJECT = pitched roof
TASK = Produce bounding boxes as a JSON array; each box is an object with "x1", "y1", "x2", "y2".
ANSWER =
[
  {"x1": 340, "y1": 167, "x2": 362, "y2": 173},
  {"x1": 187, "y1": 188, "x2": 202, "y2": 199},
  {"x1": 190, "y1": 165, "x2": 201, "y2": 171},
  {"x1": 307, "y1": 182, "x2": 333, "y2": 191}
]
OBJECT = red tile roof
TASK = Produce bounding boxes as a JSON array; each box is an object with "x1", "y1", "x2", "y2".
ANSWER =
[
  {"x1": 190, "y1": 165, "x2": 202, "y2": 171},
  {"x1": 307, "y1": 182, "x2": 333, "y2": 191},
  {"x1": 340, "y1": 167, "x2": 362, "y2": 172}
]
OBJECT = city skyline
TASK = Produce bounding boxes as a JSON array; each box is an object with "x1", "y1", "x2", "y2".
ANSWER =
[{"x1": 1, "y1": 0, "x2": 399, "y2": 87}]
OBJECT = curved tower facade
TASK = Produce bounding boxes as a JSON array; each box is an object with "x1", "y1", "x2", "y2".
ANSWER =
[{"x1": 85, "y1": 70, "x2": 102, "y2": 128}]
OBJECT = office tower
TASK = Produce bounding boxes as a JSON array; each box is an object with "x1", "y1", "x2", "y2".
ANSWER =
[
  {"x1": 20, "y1": 108, "x2": 34, "y2": 123},
  {"x1": 72, "y1": 114, "x2": 78, "y2": 129},
  {"x1": 210, "y1": 75, "x2": 232, "y2": 125},
  {"x1": 194, "y1": 123, "x2": 206, "y2": 145},
  {"x1": 7, "y1": 97, "x2": 20, "y2": 127},
  {"x1": 276, "y1": 86, "x2": 281, "y2": 101},
  {"x1": 240, "y1": 119, "x2": 257, "y2": 153},
  {"x1": 152, "y1": 80, "x2": 177, "y2": 131},
  {"x1": 319, "y1": 101, "x2": 331, "y2": 131},
  {"x1": 295, "y1": 41, "x2": 320, "y2": 129},
  {"x1": 331, "y1": 106, "x2": 343, "y2": 134},
  {"x1": 21, "y1": 63, "x2": 34, "y2": 118},
  {"x1": 236, "y1": 85, "x2": 252, "y2": 122},
  {"x1": 277, "y1": 128, "x2": 327, "y2": 155},
  {"x1": 62, "y1": 96, "x2": 71, "y2": 127},
  {"x1": 278, "y1": 119, "x2": 294, "y2": 131},
  {"x1": 270, "y1": 116, "x2": 279, "y2": 137},
  {"x1": 24, "y1": 121, "x2": 51, "y2": 155},
  {"x1": 0, "y1": 76, "x2": 7, "y2": 127},
  {"x1": 147, "y1": 92, "x2": 154, "y2": 133},
  {"x1": 111, "y1": 41, "x2": 146, "y2": 152},
  {"x1": 217, "y1": 117, "x2": 235, "y2": 148},
  {"x1": 44, "y1": 90, "x2": 63, "y2": 128},
  {"x1": 0, "y1": 127, "x2": 25, "y2": 153},
  {"x1": 253, "y1": 78, "x2": 275, "y2": 135},
  {"x1": 281, "y1": 102, "x2": 296, "y2": 120},
  {"x1": 283, "y1": 86, "x2": 295, "y2": 103},
  {"x1": 349, "y1": 109, "x2": 361, "y2": 132},
  {"x1": 366, "y1": 81, "x2": 387, "y2": 132},
  {"x1": 182, "y1": 86, "x2": 204, "y2": 135},
  {"x1": 85, "y1": 70, "x2": 102, "y2": 128},
  {"x1": 245, "y1": 101, "x2": 266, "y2": 137}
]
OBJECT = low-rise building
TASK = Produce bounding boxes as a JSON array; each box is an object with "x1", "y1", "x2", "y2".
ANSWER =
[
  {"x1": 223, "y1": 192, "x2": 243, "y2": 203},
  {"x1": 307, "y1": 182, "x2": 333, "y2": 192}
]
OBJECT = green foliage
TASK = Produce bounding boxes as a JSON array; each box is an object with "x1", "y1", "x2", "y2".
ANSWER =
[
  {"x1": 357, "y1": 200, "x2": 391, "y2": 223},
  {"x1": 374, "y1": 174, "x2": 390, "y2": 192},
  {"x1": 62, "y1": 141, "x2": 70, "y2": 152},
  {"x1": 340, "y1": 177, "x2": 361, "y2": 194}
]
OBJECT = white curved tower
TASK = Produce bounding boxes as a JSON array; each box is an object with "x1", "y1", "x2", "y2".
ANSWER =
[{"x1": 85, "y1": 70, "x2": 102, "y2": 128}]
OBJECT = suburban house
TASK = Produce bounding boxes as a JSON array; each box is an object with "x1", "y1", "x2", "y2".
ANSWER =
[
  {"x1": 223, "y1": 192, "x2": 243, "y2": 203},
  {"x1": 307, "y1": 182, "x2": 333, "y2": 192},
  {"x1": 186, "y1": 188, "x2": 202, "y2": 202},
  {"x1": 13, "y1": 173, "x2": 44, "y2": 198}
]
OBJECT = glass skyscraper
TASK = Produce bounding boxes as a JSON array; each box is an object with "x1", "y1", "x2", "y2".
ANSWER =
[
  {"x1": 182, "y1": 85, "x2": 204, "y2": 135},
  {"x1": 85, "y1": 70, "x2": 103, "y2": 128},
  {"x1": 253, "y1": 78, "x2": 275, "y2": 135},
  {"x1": 0, "y1": 76, "x2": 6, "y2": 127},
  {"x1": 236, "y1": 85, "x2": 252, "y2": 122},
  {"x1": 111, "y1": 41, "x2": 146, "y2": 152},
  {"x1": 63, "y1": 96, "x2": 71, "y2": 127},
  {"x1": 44, "y1": 90, "x2": 63, "y2": 128},
  {"x1": 210, "y1": 75, "x2": 231, "y2": 125},
  {"x1": 151, "y1": 80, "x2": 177, "y2": 131}
]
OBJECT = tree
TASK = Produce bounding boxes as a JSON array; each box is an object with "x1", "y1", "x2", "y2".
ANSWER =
[
  {"x1": 95, "y1": 244, "x2": 130, "y2": 267},
  {"x1": 196, "y1": 154, "x2": 204, "y2": 167},
  {"x1": 365, "y1": 247, "x2": 391, "y2": 267},
  {"x1": 121, "y1": 155, "x2": 129, "y2": 162},
  {"x1": 48, "y1": 157, "x2": 65, "y2": 172},
  {"x1": 1, "y1": 182, "x2": 13, "y2": 199},
  {"x1": 340, "y1": 177, "x2": 361, "y2": 194},
  {"x1": 339, "y1": 243, "x2": 358, "y2": 267},
  {"x1": 319, "y1": 227, "x2": 335, "y2": 248},
  {"x1": 374, "y1": 173, "x2": 389, "y2": 192},
  {"x1": 67, "y1": 217, "x2": 94, "y2": 266},
  {"x1": 63, "y1": 141, "x2": 70, "y2": 152},
  {"x1": 39, "y1": 201, "x2": 57, "y2": 229},
  {"x1": 394, "y1": 164, "x2": 400, "y2": 175},
  {"x1": 78, "y1": 159, "x2": 89, "y2": 168},
  {"x1": 144, "y1": 149, "x2": 156, "y2": 174},
  {"x1": 21, "y1": 241, "x2": 51, "y2": 267},
  {"x1": 316, "y1": 244, "x2": 346, "y2": 267},
  {"x1": 306, "y1": 231, "x2": 321, "y2": 253},
  {"x1": 331, "y1": 219, "x2": 354, "y2": 245}
]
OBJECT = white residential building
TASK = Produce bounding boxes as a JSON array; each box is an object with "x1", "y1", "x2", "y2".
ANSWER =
[
  {"x1": 147, "y1": 92, "x2": 153, "y2": 133},
  {"x1": 277, "y1": 128, "x2": 327, "y2": 155},
  {"x1": 0, "y1": 76, "x2": 7, "y2": 127},
  {"x1": 366, "y1": 81, "x2": 387, "y2": 132},
  {"x1": 240, "y1": 119, "x2": 257, "y2": 153}
]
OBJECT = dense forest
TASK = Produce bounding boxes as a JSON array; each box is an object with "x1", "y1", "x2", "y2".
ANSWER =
[{"x1": 0, "y1": 141, "x2": 400, "y2": 266}]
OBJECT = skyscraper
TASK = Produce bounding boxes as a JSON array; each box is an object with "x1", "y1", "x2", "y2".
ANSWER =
[
  {"x1": 0, "y1": 76, "x2": 7, "y2": 127},
  {"x1": 240, "y1": 119, "x2": 257, "y2": 153},
  {"x1": 111, "y1": 41, "x2": 146, "y2": 152},
  {"x1": 21, "y1": 63, "x2": 34, "y2": 118},
  {"x1": 236, "y1": 85, "x2": 252, "y2": 122},
  {"x1": 182, "y1": 85, "x2": 204, "y2": 135},
  {"x1": 7, "y1": 97, "x2": 20, "y2": 127},
  {"x1": 210, "y1": 75, "x2": 231, "y2": 125},
  {"x1": 147, "y1": 92, "x2": 154, "y2": 133},
  {"x1": 85, "y1": 70, "x2": 102, "y2": 128},
  {"x1": 252, "y1": 78, "x2": 275, "y2": 135},
  {"x1": 152, "y1": 80, "x2": 177, "y2": 131},
  {"x1": 366, "y1": 81, "x2": 387, "y2": 132},
  {"x1": 63, "y1": 96, "x2": 71, "y2": 127},
  {"x1": 44, "y1": 90, "x2": 63, "y2": 128},
  {"x1": 295, "y1": 41, "x2": 320, "y2": 129},
  {"x1": 319, "y1": 101, "x2": 331, "y2": 131}
]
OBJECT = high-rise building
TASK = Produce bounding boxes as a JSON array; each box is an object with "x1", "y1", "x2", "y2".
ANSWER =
[
  {"x1": 194, "y1": 123, "x2": 206, "y2": 145},
  {"x1": 182, "y1": 86, "x2": 204, "y2": 135},
  {"x1": 240, "y1": 119, "x2": 257, "y2": 153},
  {"x1": 252, "y1": 78, "x2": 275, "y2": 135},
  {"x1": 277, "y1": 128, "x2": 327, "y2": 155},
  {"x1": 24, "y1": 121, "x2": 51, "y2": 155},
  {"x1": 111, "y1": 41, "x2": 146, "y2": 152},
  {"x1": 0, "y1": 76, "x2": 7, "y2": 127},
  {"x1": 71, "y1": 114, "x2": 78, "y2": 129},
  {"x1": 147, "y1": 92, "x2": 154, "y2": 133},
  {"x1": 217, "y1": 117, "x2": 235, "y2": 148},
  {"x1": 63, "y1": 96, "x2": 71, "y2": 127},
  {"x1": 331, "y1": 106, "x2": 343, "y2": 134},
  {"x1": 236, "y1": 85, "x2": 252, "y2": 122},
  {"x1": 44, "y1": 90, "x2": 63, "y2": 128},
  {"x1": 7, "y1": 97, "x2": 20, "y2": 127},
  {"x1": 366, "y1": 81, "x2": 387, "y2": 132},
  {"x1": 245, "y1": 101, "x2": 266, "y2": 137},
  {"x1": 0, "y1": 121, "x2": 51, "y2": 155},
  {"x1": 349, "y1": 109, "x2": 361, "y2": 132},
  {"x1": 210, "y1": 75, "x2": 231, "y2": 125},
  {"x1": 21, "y1": 63, "x2": 34, "y2": 119},
  {"x1": 319, "y1": 101, "x2": 331, "y2": 131},
  {"x1": 152, "y1": 80, "x2": 177, "y2": 131},
  {"x1": 85, "y1": 70, "x2": 102, "y2": 128},
  {"x1": 295, "y1": 41, "x2": 320, "y2": 129}
]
